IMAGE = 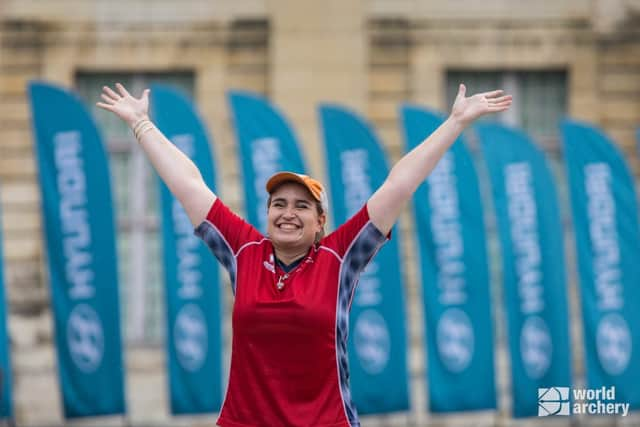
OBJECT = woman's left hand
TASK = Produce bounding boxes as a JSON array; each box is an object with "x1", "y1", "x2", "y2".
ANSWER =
[{"x1": 450, "y1": 83, "x2": 512, "y2": 128}]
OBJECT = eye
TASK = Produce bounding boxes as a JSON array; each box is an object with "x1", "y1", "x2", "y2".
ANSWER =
[
  {"x1": 272, "y1": 201, "x2": 285, "y2": 208},
  {"x1": 296, "y1": 202, "x2": 310, "y2": 209}
]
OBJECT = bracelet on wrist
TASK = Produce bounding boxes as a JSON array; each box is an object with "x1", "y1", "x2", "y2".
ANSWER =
[
  {"x1": 135, "y1": 122, "x2": 155, "y2": 140},
  {"x1": 132, "y1": 118, "x2": 154, "y2": 140},
  {"x1": 131, "y1": 117, "x2": 148, "y2": 131},
  {"x1": 132, "y1": 119, "x2": 147, "y2": 136}
]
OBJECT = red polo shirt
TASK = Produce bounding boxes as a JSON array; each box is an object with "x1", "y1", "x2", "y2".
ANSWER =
[{"x1": 195, "y1": 198, "x2": 388, "y2": 427}]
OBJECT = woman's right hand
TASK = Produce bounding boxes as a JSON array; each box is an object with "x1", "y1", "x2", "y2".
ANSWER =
[{"x1": 96, "y1": 83, "x2": 150, "y2": 128}]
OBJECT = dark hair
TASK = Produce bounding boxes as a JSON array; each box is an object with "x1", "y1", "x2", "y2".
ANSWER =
[{"x1": 266, "y1": 194, "x2": 326, "y2": 242}]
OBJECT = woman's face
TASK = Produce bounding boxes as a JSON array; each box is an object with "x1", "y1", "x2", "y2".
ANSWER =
[{"x1": 267, "y1": 182, "x2": 326, "y2": 251}]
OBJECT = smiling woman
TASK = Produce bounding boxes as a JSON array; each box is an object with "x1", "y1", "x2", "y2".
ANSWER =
[
  {"x1": 266, "y1": 174, "x2": 327, "y2": 262},
  {"x1": 96, "y1": 82, "x2": 511, "y2": 427}
]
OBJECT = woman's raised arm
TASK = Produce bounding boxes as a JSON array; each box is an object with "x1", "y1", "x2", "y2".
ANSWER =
[
  {"x1": 367, "y1": 83, "x2": 512, "y2": 235},
  {"x1": 97, "y1": 83, "x2": 216, "y2": 226}
]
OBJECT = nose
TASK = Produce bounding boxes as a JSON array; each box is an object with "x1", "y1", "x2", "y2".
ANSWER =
[{"x1": 282, "y1": 206, "x2": 296, "y2": 218}]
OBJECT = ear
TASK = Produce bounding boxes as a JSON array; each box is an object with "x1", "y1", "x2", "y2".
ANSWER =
[{"x1": 317, "y1": 213, "x2": 327, "y2": 230}]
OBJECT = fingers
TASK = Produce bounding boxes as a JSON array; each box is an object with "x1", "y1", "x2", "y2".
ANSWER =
[
  {"x1": 488, "y1": 102, "x2": 512, "y2": 111},
  {"x1": 488, "y1": 99, "x2": 512, "y2": 111},
  {"x1": 489, "y1": 95, "x2": 512, "y2": 104},
  {"x1": 102, "y1": 85, "x2": 121, "y2": 100},
  {"x1": 141, "y1": 88, "x2": 150, "y2": 103},
  {"x1": 489, "y1": 105, "x2": 511, "y2": 113},
  {"x1": 96, "y1": 102, "x2": 114, "y2": 111},
  {"x1": 488, "y1": 101, "x2": 512, "y2": 110},
  {"x1": 100, "y1": 93, "x2": 116, "y2": 104},
  {"x1": 455, "y1": 83, "x2": 467, "y2": 101},
  {"x1": 481, "y1": 89, "x2": 504, "y2": 98},
  {"x1": 485, "y1": 93, "x2": 512, "y2": 112},
  {"x1": 491, "y1": 96, "x2": 513, "y2": 105},
  {"x1": 115, "y1": 82, "x2": 131, "y2": 98}
]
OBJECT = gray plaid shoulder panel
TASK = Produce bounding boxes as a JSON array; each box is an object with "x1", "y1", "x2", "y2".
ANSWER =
[
  {"x1": 340, "y1": 221, "x2": 387, "y2": 304},
  {"x1": 194, "y1": 220, "x2": 237, "y2": 295},
  {"x1": 335, "y1": 221, "x2": 387, "y2": 426}
]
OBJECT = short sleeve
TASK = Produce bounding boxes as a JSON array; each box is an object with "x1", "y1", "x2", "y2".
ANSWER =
[
  {"x1": 321, "y1": 204, "x2": 390, "y2": 258},
  {"x1": 194, "y1": 198, "x2": 263, "y2": 285},
  {"x1": 196, "y1": 198, "x2": 263, "y2": 252}
]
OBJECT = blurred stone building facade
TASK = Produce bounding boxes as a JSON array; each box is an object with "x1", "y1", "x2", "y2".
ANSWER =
[{"x1": 1, "y1": 0, "x2": 639, "y2": 426}]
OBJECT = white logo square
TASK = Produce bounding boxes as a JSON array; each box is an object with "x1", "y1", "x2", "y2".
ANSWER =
[{"x1": 538, "y1": 387, "x2": 570, "y2": 416}]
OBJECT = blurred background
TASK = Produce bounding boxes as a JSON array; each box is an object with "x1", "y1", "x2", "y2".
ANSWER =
[{"x1": 1, "y1": 0, "x2": 639, "y2": 426}]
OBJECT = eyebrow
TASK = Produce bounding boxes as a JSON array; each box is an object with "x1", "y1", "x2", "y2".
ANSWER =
[{"x1": 272, "y1": 197, "x2": 312, "y2": 204}]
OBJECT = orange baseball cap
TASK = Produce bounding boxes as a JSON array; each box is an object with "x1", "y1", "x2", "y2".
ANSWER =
[{"x1": 265, "y1": 171, "x2": 329, "y2": 213}]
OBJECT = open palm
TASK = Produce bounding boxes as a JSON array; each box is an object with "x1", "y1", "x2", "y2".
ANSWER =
[
  {"x1": 96, "y1": 83, "x2": 150, "y2": 127},
  {"x1": 451, "y1": 83, "x2": 512, "y2": 127}
]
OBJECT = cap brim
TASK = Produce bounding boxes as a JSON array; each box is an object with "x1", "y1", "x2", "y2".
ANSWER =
[
  {"x1": 265, "y1": 171, "x2": 328, "y2": 213},
  {"x1": 266, "y1": 172, "x2": 311, "y2": 196}
]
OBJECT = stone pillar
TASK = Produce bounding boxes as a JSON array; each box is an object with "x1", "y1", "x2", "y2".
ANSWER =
[
  {"x1": 267, "y1": 0, "x2": 367, "y2": 200},
  {"x1": 591, "y1": 0, "x2": 627, "y2": 34}
]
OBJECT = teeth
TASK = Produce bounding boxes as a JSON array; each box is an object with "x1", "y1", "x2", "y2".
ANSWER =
[{"x1": 279, "y1": 224, "x2": 298, "y2": 230}]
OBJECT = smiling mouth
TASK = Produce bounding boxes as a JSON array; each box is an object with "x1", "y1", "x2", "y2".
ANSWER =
[{"x1": 277, "y1": 223, "x2": 301, "y2": 230}]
